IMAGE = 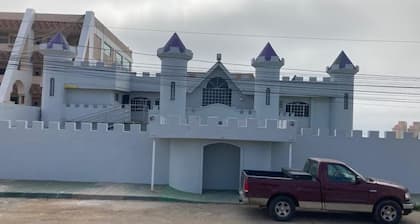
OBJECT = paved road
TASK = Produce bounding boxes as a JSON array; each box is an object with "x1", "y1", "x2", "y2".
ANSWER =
[{"x1": 0, "y1": 198, "x2": 418, "y2": 224}]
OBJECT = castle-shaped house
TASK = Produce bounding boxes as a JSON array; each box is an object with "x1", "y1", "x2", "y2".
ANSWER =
[{"x1": 3, "y1": 10, "x2": 419, "y2": 195}]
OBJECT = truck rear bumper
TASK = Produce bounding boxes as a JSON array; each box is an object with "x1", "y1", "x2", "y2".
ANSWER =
[
  {"x1": 239, "y1": 191, "x2": 268, "y2": 206},
  {"x1": 238, "y1": 191, "x2": 248, "y2": 204}
]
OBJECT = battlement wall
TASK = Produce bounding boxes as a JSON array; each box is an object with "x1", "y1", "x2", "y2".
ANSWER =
[
  {"x1": 281, "y1": 127, "x2": 420, "y2": 192},
  {"x1": 299, "y1": 127, "x2": 419, "y2": 141},
  {"x1": 0, "y1": 119, "x2": 170, "y2": 185},
  {"x1": 149, "y1": 115, "x2": 297, "y2": 142}
]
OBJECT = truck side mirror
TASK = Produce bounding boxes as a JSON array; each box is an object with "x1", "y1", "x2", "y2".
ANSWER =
[{"x1": 355, "y1": 176, "x2": 363, "y2": 184}]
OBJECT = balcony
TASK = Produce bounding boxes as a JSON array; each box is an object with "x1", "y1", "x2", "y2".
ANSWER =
[{"x1": 148, "y1": 115, "x2": 297, "y2": 142}]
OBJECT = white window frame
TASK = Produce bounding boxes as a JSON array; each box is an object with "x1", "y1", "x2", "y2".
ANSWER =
[{"x1": 103, "y1": 42, "x2": 112, "y2": 57}]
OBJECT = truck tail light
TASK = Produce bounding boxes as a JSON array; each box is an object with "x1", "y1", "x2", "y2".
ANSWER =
[{"x1": 243, "y1": 176, "x2": 249, "y2": 193}]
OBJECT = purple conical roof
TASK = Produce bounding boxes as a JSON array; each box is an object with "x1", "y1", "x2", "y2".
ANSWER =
[
  {"x1": 163, "y1": 33, "x2": 186, "y2": 53},
  {"x1": 47, "y1": 32, "x2": 69, "y2": 50},
  {"x1": 332, "y1": 51, "x2": 354, "y2": 69},
  {"x1": 258, "y1": 42, "x2": 278, "y2": 60}
]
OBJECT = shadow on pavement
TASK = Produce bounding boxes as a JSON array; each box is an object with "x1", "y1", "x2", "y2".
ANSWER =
[{"x1": 242, "y1": 207, "x2": 416, "y2": 224}]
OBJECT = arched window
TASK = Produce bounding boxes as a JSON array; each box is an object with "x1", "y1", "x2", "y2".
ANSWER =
[
  {"x1": 202, "y1": 77, "x2": 232, "y2": 106},
  {"x1": 285, "y1": 102, "x2": 309, "y2": 117}
]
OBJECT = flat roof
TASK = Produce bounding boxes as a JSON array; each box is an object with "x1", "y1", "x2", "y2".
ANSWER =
[{"x1": 0, "y1": 11, "x2": 132, "y2": 58}]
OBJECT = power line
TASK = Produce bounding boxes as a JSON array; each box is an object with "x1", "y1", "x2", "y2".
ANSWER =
[
  {"x1": 108, "y1": 26, "x2": 420, "y2": 45},
  {"x1": 7, "y1": 59, "x2": 420, "y2": 106},
  {"x1": 6, "y1": 35, "x2": 420, "y2": 82},
  {"x1": 4, "y1": 54, "x2": 420, "y2": 95}
]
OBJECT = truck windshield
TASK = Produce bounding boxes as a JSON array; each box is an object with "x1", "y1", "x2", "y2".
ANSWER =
[{"x1": 303, "y1": 159, "x2": 319, "y2": 178}]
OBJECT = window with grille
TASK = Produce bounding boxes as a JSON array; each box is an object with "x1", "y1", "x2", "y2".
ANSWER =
[
  {"x1": 202, "y1": 77, "x2": 232, "y2": 106},
  {"x1": 131, "y1": 97, "x2": 150, "y2": 112},
  {"x1": 285, "y1": 102, "x2": 309, "y2": 117}
]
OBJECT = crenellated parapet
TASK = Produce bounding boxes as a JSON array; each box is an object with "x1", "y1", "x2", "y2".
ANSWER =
[
  {"x1": 281, "y1": 76, "x2": 331, "y2": 82},
  {"x1": 0, "y1": 120, "x2": 146, "y2": 134},
  {"x1": 274, "y1": 75, "x2": 351, "y2": 97},
  {"x1": 299, "y1": 128, "x2": 420, "y2": 141},
  {"x1": 148, "y1": 115, "x2": 297, "y2": 142}
]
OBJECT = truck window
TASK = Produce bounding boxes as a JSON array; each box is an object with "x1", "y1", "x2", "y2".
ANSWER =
[
  {"x1": 327, "y1": 164, "x2": 356, "y2": 183},
  {"x1": 303, "y1": 160, "x2": 319, "y2": 178}
]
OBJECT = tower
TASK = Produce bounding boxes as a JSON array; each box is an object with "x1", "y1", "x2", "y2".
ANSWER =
[
  {"x1": 39, "y1": 32, "x2": 76, "y2": 122},
  {"x1": 157, "y1": 33, "x2": 193, "y2": 120},
  {"x1": 327, "y1": 51, "x2": 358, "y2": 130},
  {"x1": 252, "y1": 42, "x2": 284, "y2": 122}
]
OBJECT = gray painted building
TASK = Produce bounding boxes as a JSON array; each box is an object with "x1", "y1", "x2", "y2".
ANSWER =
[{"x1": 1, "y1": 9, "x2": 419, "y2": 195}]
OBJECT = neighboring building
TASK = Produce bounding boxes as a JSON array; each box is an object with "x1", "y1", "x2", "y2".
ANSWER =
[
  {"x1": 0, "y1": 9, "x2": 132, "y2": 107},
  {"x1": 393, "y1": 121, "x2": 420, "y2": 139}
]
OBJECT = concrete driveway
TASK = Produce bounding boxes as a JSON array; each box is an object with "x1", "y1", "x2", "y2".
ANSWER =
[{"x1": 0, "y1": 198, "x2": 418, "y2": 224}]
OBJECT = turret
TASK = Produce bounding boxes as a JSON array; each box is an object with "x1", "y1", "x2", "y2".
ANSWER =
[
  {"x1": 327, "y1": 51, "x2": 358, "y2": 131},
  {"x1": 327, "y1": 50, "x2": 358, "y2": 82},
  {"x1": 39, "y1": 32, "x2": 76, "y2": 122},
  {"x1": 157, "y1": 33, "x2": 193, "y2": 121},
  {"x1": 252, "y1": 42, "x2": 284, "y2": 122}
]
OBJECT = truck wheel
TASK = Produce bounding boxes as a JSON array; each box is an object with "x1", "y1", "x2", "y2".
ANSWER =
[
  {"x1": 268, "y1": 196, "x2": 296, "y2": 221},
  {"x1": 374, "y1": 200, "x2": 402, "y2": 224}
]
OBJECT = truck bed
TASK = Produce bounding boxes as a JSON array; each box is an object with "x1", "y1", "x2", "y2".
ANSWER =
[{"x1": 243, "y1": 169, "x2": 312, "y2": 180}]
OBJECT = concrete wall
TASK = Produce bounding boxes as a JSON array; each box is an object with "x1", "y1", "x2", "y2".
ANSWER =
[
  {"x1": 65, "y1": 89, "x2": 116, "y2": 105},
  {"x1": 310, "y1": 97, "x2": 330, "y2": 129},
  {"x1": 64, "y1": 104, "x2": 130, "y2": 123},
  {"x1": 1, "y1": 119, "x2": 420, "y2": 194},
  {"x1": 0, "y1": 103, "x2": 40, "y2": 122},
  {"x1": 277, "y1": 129, "x2": 420, "y2": 193},
  {"x1": 169, "y1": 139, "x2": 203, "y2": 194},
  {"x1": 149, "y1": 115, "x2": 296, "y2": 142},
  {"x1": 0, "y1": 120, "x2": 163, "y2": 184},
  {"x1": 187, "y1": 104, "x2": 255, "y2": 121}
]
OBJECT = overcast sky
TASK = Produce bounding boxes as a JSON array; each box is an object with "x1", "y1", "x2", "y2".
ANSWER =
[{"x1": 3, "y1": 0, "x2": 420, "y2": 132}]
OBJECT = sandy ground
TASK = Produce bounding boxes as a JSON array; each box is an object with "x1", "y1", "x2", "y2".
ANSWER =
[{"x1": 0, "y1": 198, "x2": 418, "y2": 224}]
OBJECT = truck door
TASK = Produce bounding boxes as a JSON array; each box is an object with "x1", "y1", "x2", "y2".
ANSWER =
[{"x1": 321, "y1": 163, "x2": 371, "y2": 212}]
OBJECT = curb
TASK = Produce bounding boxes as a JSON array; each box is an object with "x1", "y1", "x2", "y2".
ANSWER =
[{"x1": 0, "y1": 192, "x2": 238, "y2": 204}]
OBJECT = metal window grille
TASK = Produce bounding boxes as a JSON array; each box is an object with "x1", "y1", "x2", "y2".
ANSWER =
[
  {"x1": 202, "y1": 77, "x2": 232, "y2": 106},
  {"x1": 285, "y1": 102, "x2": 309, "y2": 117}
]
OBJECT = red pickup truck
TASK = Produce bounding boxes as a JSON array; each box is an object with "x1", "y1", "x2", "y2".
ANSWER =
[{"x1": 240, "y1": 158, "x2": 415, "y2": 224}]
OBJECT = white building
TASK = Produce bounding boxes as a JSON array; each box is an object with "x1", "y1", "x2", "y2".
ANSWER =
[{"x1": 1, "y1": 9, "x2": 419, "y2": 195}]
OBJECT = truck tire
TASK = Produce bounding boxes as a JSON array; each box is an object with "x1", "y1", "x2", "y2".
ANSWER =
[
  {"x1": 268, "y1": 196, "x2": 296, "y2": 221},
  {"x1": 373, "y1": 200, "x2": 402, "y2": 224}
]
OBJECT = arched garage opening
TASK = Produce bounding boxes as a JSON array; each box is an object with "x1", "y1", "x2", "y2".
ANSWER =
[{"x1": 203, "y1": 143, "x2": 240, "y2": 191}]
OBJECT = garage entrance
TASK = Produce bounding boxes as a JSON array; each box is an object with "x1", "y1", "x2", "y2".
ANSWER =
[{"x1": 203, "y1": 143, "x2": 240, "y2": 191}]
